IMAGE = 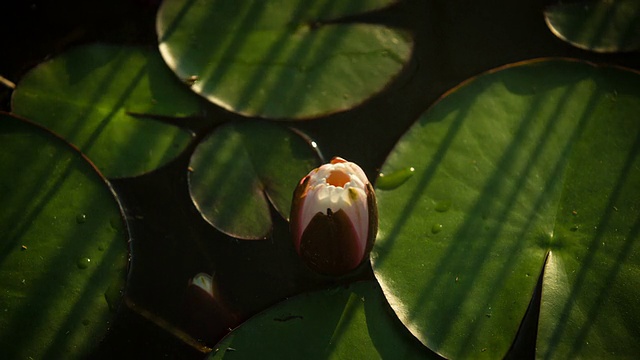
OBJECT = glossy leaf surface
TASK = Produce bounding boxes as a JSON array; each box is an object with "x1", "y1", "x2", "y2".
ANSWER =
[
  {"x1": 371, "y1": 59, "x2": 640, "y2": 359},
  {"x1": 208, "y1": 281, "x2": 436, "y2": 359},
  {"x1": 0, "y1": 113, "x2": 129, "y2": 359},
  {"x1": 12, "y1": 44, "x2": 201, "y2": 178},
  {"x1": 545, "y1": 0, "x2": 640, "y2": 53},
  {"x1": 157, "y1": 0, "x2": 413, "y2": 119},
  {"x1": 189, "y1": 121, "x2": 321, "y2": 239}
]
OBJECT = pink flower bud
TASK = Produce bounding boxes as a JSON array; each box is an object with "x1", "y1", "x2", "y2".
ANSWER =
[
  {"x1": 183, "y1": 273, "x2": 239, "y2": 341},
  {"x1": 290, "y1": 157, "x2": 378, "y2": 275}
]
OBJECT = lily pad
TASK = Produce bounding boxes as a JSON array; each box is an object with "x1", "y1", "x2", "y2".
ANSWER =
[
  {"x1": 189, "y1": 121, "x2": 321, "y2": 239},
  {"x1": 371, "y1": 59, "x2": 640, "y2": 359},
  {"x1": 544, "y1": 0, "x2": 640, "y2": 53},
  {"x1": 12, "y1": 43, "x2": 202, "y2": 178},
  {"x1": 157, "y1": 0, "x2": 413, "y2": 119},
  {"x1": 0, "y1": 113, "x2": 129, "y2": 359},
  {"x1": 208, "y1": 281, "x2": 436, "y2": 359}
]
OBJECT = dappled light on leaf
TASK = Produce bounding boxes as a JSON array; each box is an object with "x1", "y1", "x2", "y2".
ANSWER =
[
  {"x1": 208, "y1": 281, "x2": 437, "y2": 359},
  {"x1": 0, "y1": 113, "x2": 129, "y2": 359},
  {"x1": 545, "y1": 0, "x2": 640, "y2": 53},
  {"x1": 11, "y1": 44, "x2": 203, "y2": 178},
  {"x1": 157, "y1": 0, "x2": 413, "y2": 119},
  {"x1": 371, "y1": 59, "x2": 640, "y2": 359},
  {"x1": 189, "y1": 121, "x2": 321, "y2": 239}
]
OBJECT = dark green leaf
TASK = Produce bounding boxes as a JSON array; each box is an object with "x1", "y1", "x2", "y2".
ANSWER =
[
  {"x1": 371, "y1": 59, "x2": 640, "y2": 358},
  {"x1": 12, "y1": 44, "x2": 202, "y2": 178},
  {"x1": 208, "y1": 281, "x2": 436, "y2": 359},
  {"x1": 157, "y1": 0, "x2": 413, "y2": 119},
  {"x1": 189, "y1": 121, "x2": 321, "y2": 239},
  {"x1": 545, "y1": 0, "x2": 640, "y2": 53},
  {"x1": 0, "y1": 113, "x2": 129, "y2": 359}
]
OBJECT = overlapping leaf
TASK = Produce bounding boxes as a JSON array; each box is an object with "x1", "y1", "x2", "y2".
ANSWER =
[
  {"x1": 12, "y1": 44, "x2": 203, "y2": 178},
  {"x1": 189, "y1": 121, "x2": 321, "y2": 239},
  {"x1": 157, "y1": 0, "x2": 413, "y2": 119},
  {"x1": 545, "y1": 0, "x2": 640, "y2": 53},
  {"x1": 0, "y1": 113, "x2": 129, "y2": 359},
  {"x1": 371, "y1": 59, "x2": 640, "y2": 359},
  {"x1": 208, "y1": 281, "x2": 436, "y2": 359}
]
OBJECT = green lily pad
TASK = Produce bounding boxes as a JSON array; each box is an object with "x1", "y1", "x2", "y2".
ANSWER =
[
  {"x1": 208, "y1": 281, "x2": 436, "y2": 359},
  {"x1": 12, "y1": 43, "x2": 202, "y2": 178},
  {"x1": 157, "y1": 0, "x2": 413, "y2": 119},
  {"x1": 371, "y1": 59, "x2": 640, "y2": 359},
  {"x1": 189, "y1": 121, "x2": 321, "y2": 239},
  {"x1": 544, "y1": 0, "x2": 640, "y2": 53},
  {"x1": 0, "y1": 113, "x2": 129, "y2": 359}
]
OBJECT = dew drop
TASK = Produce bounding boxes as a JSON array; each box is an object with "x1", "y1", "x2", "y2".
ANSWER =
[
  {"x1": 77, "y1": 257, "x2": 91, "y2": 269},
  {"x1": 76, "y1": 213, "x2": 87, "y2": 224},
  {"x1": 570, "y1": 225, "x2": 579, "y2": 232},
  {"x1": 104, "y1": 279, "x2": 124, "y2": 312},
  {"x1": 110, "y1": 217, "x2": 121, "y2": 232},
  {"x1": 435, "y1": 200, "x2": 451, "y2": 212},
  {"x1": 376, "y1": 167, "x2": 415, "y2": 190},
  {"x1": 431, "y1": 223, "x2": 443, "y2": 234}
]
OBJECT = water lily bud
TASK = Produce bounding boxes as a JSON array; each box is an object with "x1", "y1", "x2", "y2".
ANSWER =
[
  {"x1": 290, "y1": 157, "x2": 378, "y2": 276},
  {"x1": 184, "y1": 273, "x2": 239, "y2": 341}
]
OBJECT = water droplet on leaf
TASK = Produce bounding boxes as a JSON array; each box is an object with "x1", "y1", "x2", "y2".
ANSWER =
[
  {"x1": 431, "y1": 223, "x2": 443, "y2": 234},
  {"x1": 109, "y1": 217, "x2": 122, "y2": 232},
  {"x1": 77, "y1": 257, "x2": 91, "y2": 269},
  {"x1": 435, "y1": 200, "x2": 451, "y2": 212},
  {"x1": 76, "y1": 213, "x2": 87, "y2": 224},
  {"x1": 104, "y1": 278, "x2": 124, "y2": 312},
  {"x1": 376, "y1": 167, "x2": 415, "y2": 190}
]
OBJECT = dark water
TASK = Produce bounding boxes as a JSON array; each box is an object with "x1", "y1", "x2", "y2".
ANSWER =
[{"x1": 1, "y1": 0, "x2": 639, "y2": 358}]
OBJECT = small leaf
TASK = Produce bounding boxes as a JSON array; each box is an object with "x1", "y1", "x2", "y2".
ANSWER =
[
  {"x1": 189, "y1": 121, "x2": 321, "y2": 239},
  {"x1": 208, "y1": 281, "x2": 437, "y2": 359},
  {"x1": 12, "y1": 43, "x2": 204, "y2": 178},
  {"x1": 0, "y1": 113, "x2": 129, "y2": 359},
  {"x1": 371, "y1": 59, "x2": 640, "y2": 358},
  {"x1": 157, "y1": 0, "x2": 413, "y2": 119},
  {"x1": 545, "y1": 0, "x2": 640, "y2": 53}
]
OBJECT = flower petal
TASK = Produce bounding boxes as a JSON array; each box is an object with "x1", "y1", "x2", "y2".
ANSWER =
[
  {"x1": 290, "y1": 175, "x2": 310, "y2": 250},
  {"x1": 298, "y1": 209, "x2": 363, "y2": 275}
]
